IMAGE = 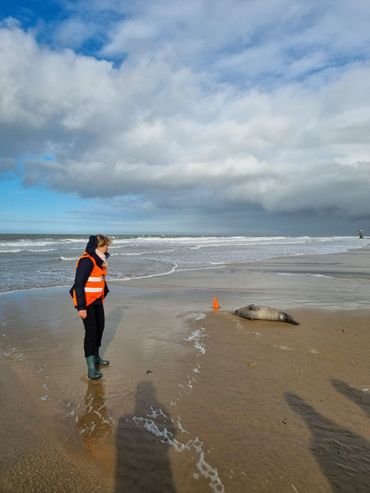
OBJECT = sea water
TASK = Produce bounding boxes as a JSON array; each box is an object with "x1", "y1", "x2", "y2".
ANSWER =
[{"x1": 0, "y1": 234, "x2": 369, "y2": 294}]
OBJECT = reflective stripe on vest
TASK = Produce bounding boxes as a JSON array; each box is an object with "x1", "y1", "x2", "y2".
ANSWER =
[
  {"x1": 87, "y1": 276, "x2": 104, "y2": 282},
  {"x1": 73, "y1": 253, "x2": 106, "y2": 307}
]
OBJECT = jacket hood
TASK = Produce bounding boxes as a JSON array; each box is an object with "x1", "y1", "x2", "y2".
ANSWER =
[
  {"x1": 85, "y1": 235, "x2": 97, "y2": 256},
  {"x1": 84, "y1": 235, "x2": 110, "y2": 262}
]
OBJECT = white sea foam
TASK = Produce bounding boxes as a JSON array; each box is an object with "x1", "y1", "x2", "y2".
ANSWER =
[
  {"x1": 173, "y1": 265, "x2": 225, "y2": 273},
  {"x1": 111, "y1": 262, "x2": 178, "y2": 281},
  {"x1": 28, "y1": 248, "x2": 56, "y2": 252},
  {"x1": 149, "y1": 249, "x2": 177, "y2": 254},
  {"x1": 176, "y1": 417, "x2": 189, "y2": 434},
  {"x1": 0, "y1": 284, "x2": 69, "y2": 296},
  {"x1": 194, "y1": 342, "x2": 206, "y2": 354},
  {"x1": 184, "y1": 328, "x2": 209, "y2": 354},
  {"x1": 133, "y1": 409, "x2": 224, "y2": 493},
  {"x1": 111, "y1": 252, "x2": 146, "y2": 256},
  {"x1": 111, "y1": 249, "x2": 177, "y2": 256},
  {"x1": 59, "y1": 238, "x2": 86, "y2": 243},
  {"x1": 0, "y1": 241, "x2": 57, "y2": 247},
  {"x1": 0, "y1": 247, "x2": 56, "y2": 253},
  {"x1": 276, "y1": 272, "x2": 334, "y2": 279},
  {"x1": 184, "y1": 329, "x2": 204, "y2": 342}
]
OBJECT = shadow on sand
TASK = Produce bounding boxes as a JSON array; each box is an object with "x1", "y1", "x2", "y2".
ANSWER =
[
  {"x1": 285, "y1": 392, "x2": 370, "y2": 492},
  {"x1": 331, "y1": 379, "x2": 370, "y2": 419},
  {"x1": 115, "y1": 381, "x2": 176, "y2": 493},
  {"x1": 101, "y1": 306, "x2": 126, "y2": 358}
]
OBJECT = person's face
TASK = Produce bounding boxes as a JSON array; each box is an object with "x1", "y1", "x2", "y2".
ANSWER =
[{"x1": 98, "y1": 244, "x2": 108, "y2": 254}]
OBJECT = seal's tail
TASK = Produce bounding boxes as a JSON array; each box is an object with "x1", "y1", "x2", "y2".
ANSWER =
[{"x1": 283, "y1": 313, "x2": 300, "y2": 325}]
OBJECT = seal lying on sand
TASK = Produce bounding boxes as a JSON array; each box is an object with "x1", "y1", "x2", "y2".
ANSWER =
[{"x1": 235, "y1": 304, "x2": 299, "y2": 325}]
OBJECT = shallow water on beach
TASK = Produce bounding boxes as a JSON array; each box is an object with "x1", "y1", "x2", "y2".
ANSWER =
[
  {"x1": 1, "y1": 276, "x2": 370, "y2": 492},
  {"x1": 1, "y1": 247, "x2": 370, "y2": 492},
  {"x1": 0, "y1": 287, "x2": 227, "y2": 492}
]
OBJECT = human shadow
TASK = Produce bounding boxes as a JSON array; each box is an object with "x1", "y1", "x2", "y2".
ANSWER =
[
  {"x1": 115, "y1": 381, "x2": 176, "y2": 493},
  {"x1": 285, "y1": 393, "x2": 370, "y2": 492},
  {"x1": 331, "y1": 379, "x2": 370, "y2": 418},
  {"x1": 76, "y1": 380, "x2": 112, "y2": 439}
]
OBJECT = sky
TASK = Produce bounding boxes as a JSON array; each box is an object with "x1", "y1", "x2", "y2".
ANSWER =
[{"x1": 1, "y1": 0, "x2": 370, "y2": 235}]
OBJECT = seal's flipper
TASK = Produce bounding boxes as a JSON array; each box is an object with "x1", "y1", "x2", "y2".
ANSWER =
[
  {"x1": 247, "y1": 304, "x2": 260, "y2": 311},
  {"x1": 283, "y1": 313, "x2": 300, "y2": 325}
]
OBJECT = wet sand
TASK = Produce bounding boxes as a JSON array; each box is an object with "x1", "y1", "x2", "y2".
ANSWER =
[{"x1": 0, "y1": 248, "x2": 370, "y2": 492}]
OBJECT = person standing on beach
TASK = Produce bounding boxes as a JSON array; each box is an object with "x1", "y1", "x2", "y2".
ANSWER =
[{"x1": 70, "y1": 235, "x2": 112, "y2": 380}]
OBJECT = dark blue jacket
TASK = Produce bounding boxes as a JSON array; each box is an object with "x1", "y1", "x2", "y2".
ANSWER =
[{"x1": 69, "y1": 235, "x2": 110, "y2": 310}]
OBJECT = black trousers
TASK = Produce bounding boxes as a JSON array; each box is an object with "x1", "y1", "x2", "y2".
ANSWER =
[{"x1": 82, "y1": 304, "x2": 105, "y2": 357}]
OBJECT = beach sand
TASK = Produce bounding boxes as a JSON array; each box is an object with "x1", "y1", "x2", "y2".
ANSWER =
[{"x1": 0, "y1": 248, "x2": 369, "y2": 492}]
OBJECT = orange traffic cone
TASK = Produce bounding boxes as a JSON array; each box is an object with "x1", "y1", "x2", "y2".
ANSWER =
[{"x1": 213, "y1": 297, "x2": 220, "y2": 310}]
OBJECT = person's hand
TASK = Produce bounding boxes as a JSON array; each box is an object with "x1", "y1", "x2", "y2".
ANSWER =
[{"x1": 78, "y1": 310, "x2": 87, "y2": 319}]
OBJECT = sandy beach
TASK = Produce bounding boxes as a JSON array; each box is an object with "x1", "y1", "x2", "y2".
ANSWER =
[{"x1": 1, "y1": 247, "x2": 370, "y2": 492}]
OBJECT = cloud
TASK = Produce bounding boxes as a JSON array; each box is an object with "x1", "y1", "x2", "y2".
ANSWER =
[
  {"x1": 1, "y1": 1, "x2": 370, "y2": 228},
  {"x1": 0, "y1": 157, "x2": 14, "y2": 175},
  {"x1": 78, "y1": 0, "x2": 370, "y2": 84},
  {"x1": 52, "y1": 18, "x2": 100, "y2": 49}
]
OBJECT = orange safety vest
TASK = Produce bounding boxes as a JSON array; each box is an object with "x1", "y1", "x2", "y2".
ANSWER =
[{"x1": 72, "y1": 253, "x2": 107, "y2": 308}]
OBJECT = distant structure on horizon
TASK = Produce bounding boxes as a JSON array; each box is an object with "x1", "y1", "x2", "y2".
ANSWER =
[{"x1": 358, "y1": 229, "x2": 365, "y2": 239}]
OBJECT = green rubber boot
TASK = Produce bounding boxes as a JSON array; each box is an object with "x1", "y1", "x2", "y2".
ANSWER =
[
  {"x1": 86, "y1": 355, "x2": 102, "y2": 380},
  {"x1": 95, "y1": 350, "x2": 110, "y2": 366}
]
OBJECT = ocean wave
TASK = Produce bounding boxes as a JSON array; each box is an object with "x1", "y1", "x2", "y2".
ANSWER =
[
  {"x1": 0, "y1": 247, "x2": 56, "y2": 253},
  {"x1": 110, "y1": 263, "x2": 178, "y2": 281},
  {"x1": 110, "y1": 252, "x2": 146, "y2": 256},
  {"x1": 109, "y1": 263, "x2": 226, "y2": 283},
  {"x1": 59, "y1": 238, "x2": 86, "y2": 243},
  {"x1": 276, "y1": 272, "x2": 335, "y2": 279},
  {"x1": 2, "y1": 235, "x2": 369, "y2": 295},
  {"x1": 111, "y1": 249, "x2": 176, "y2": 257},
  {"x1": 0, "y1": 238, "x2": 87, "y2": 249},
  {"x1": 0, "y1": 240, "x2": 57, "y2": 247},
  {"x1": 28, "y1": 248, "x2": 56, "y2": 252},
  {"x1": 0, "y1": 284, "x2": 69, "y2": 296}
]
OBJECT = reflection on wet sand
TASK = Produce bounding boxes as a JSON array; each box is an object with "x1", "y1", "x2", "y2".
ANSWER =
[
  {"x1": 286, "y1": 392, "x2": 370, "y2": 492},
  {"x1": 115, "y1": 382, "x2": 176, "y2": 493},
  {"x1": 76, "y1": 381, "x2": 114, "y2": 472}
]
